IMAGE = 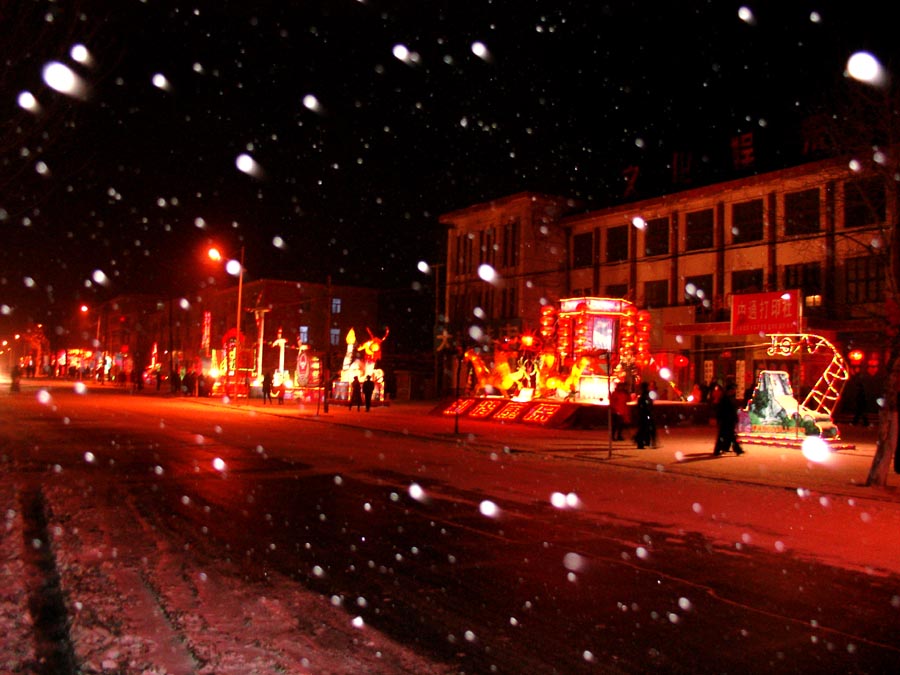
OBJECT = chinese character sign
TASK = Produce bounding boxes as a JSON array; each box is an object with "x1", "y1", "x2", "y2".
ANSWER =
[{"x1": 730, "y1": 291, "x2": 801, "y2": 335}]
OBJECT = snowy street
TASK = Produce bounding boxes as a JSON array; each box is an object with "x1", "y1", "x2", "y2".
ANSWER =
[{"x1": 2, "y1": 383, "x2": 900, "y2": 674}]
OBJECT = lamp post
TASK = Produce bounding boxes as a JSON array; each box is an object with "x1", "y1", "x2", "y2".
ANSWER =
[{"x1": 209, "y1": 245, "x2": 246, "y2": 396}]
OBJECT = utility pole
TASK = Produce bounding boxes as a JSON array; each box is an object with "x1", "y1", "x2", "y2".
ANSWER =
[{"x1": 323, "y1": 275, "x2": 332, "y2": 413}]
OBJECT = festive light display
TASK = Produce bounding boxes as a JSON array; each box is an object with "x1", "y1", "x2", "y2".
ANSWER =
[
  {"x1": 463, "y1": 296, "x2": 642, "y2": 404},
  {"x1": 764, "y1": 333, "x2": 849, "y2": 420}
]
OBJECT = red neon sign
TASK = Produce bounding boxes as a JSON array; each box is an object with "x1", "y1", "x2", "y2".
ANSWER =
[
  {"x1": 493, "y1": 402, "x2": 530, "y2": 421},
  {"x1": 522, "y1": 403, "x2": 562, "y2": 424},
  {"x1": 468, "y1": 399, "x2": 504, "y2": 418},
  {"x1": 443, "y1": 398, "x2": 475, "y2": 416}
]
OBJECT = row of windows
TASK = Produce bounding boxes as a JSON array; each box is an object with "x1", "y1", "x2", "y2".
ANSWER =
[
  {"x1": 572, "y1": 177, "x2": 886, "y2": 267},
  {"x1": 453, "y1": 220, "x2": 521, "y2": 275},
  {"x1": 298, "y1": 326, "x2": 344, "y2": 347},
  {"x1": 590, "y1": 256, "x2": 883, "y2": 308}
]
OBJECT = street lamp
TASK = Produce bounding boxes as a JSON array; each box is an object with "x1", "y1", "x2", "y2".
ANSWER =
[{"x1": 208, "y1": 245, "x2": 245, "y2": 395}]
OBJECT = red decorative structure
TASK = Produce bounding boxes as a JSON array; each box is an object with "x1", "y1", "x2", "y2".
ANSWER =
[{"x1": 445, "y1": 297, "x2": 649, "y2": 426}]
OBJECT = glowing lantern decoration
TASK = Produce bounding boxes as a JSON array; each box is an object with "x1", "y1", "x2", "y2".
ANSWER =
[
  {"x1": 848, "y1": 349, "x2": 864, "y2": 364},
  {"x1": 620, "y1": 305, "x2": 637, "y2": 361},
  {"x1": 635, "y1": 310, "x2": 651, "y2": 366},
  {"x1": 540, "y1": 305, "x2": 556, "y2": 342},
  {"x1": 574, "y1": 312, "x2": 589, "y2": 352}
]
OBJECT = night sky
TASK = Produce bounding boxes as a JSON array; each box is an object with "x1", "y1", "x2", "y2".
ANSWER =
[{"x1": 1, "y1": 0, "x2": 896, "y2": 334}]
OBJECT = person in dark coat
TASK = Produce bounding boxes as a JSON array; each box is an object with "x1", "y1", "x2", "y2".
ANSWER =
[
  {"x1": 262, "y1": 371, "x2": 273, "y2": 405},
  {"x1": 714, "y1": 382, "x2": 744, "y2": 456},
  {"x1": 362, "y1": 375, "x2": 375, "y2": 411},
  {"x1": 349, "y1": 376, "x2": 362, "y2": 411},
  {"x1": 635, "y1": 381, "x2": 655, "y2": 449}
]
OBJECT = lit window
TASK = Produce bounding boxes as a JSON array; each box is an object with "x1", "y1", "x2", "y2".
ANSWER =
[
  {"x1": 331, "y1": 298, "x2": 342, "y2": 314},
  {"x1": 805, "y1": 294, "x2": 823, "y2": 308}
]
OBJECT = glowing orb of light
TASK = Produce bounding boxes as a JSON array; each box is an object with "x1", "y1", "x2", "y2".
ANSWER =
[
  {"x1": 847, "y1": 51, "x2": 885, "y2": 85},
  {"x1": 70, "y1": 44, "x2": 91, "y2": 64},
  {"x1": 801, "y1": 435, "x2": 831, "y2": 463},
  {"x1": 17, "y1": 91, "x2": 38, "y2": 111},
  {"x1": 43, "y1": 61, "x2": 85, "y2": 97},
  {"x1": 479, "y1": 500, "x2": 499, "y2": 517},
  {"x1": 225, "y1": 259, "x2": 242, "y2": 276},
  {"x1": 392, "y1": 44, "x2": 410, "y2": 61},
  {"x1": 409, "y1": 483, "x2": 426, "y2": 501},
  {"x1": 235, "y1": 153, "x2": 257, "y2": 175},
  {"x1": 478, "y1": 264, "x2": 498, "y2": 283},
  {"x1": 212, "y1": 457, "x2": 226, "y2": 472}
]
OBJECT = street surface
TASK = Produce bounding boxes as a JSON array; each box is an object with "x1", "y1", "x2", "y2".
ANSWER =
[{"x1": 2, "y1": 380, "x2": 899, "y2": 674}]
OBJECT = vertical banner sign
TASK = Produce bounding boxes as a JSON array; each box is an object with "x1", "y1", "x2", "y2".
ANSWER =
[
  {"x1": 730, "y1": 290, "x2": 801, "y2": 335},
  {"x1": 202, "y1": 311, "x2": 211, "y2": 354}
]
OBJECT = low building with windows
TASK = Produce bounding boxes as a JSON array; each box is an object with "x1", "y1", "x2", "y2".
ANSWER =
[
  {"x1": 86, "y1": 280, "x2": 381, "y2": 395},
  {"x1": 440, "y1": 156, "x2": 890, "y2": 415}
]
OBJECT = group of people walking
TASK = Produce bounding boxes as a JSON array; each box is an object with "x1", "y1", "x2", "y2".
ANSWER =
[
  {"x1": 349, "y1": 375, "x2": 376, "y2": 411},
  {"x1": 608, "y1": 379, "x2": 745, "y2": 456}
]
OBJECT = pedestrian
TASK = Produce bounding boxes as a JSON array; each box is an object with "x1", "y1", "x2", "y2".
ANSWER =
[
  {"x1": 276, "y1": 379, "x2": 285, "y2": 405},
  {"x1": 362, "y1": 375, "x2": 375, "y2": 412},
  {"x1": 349, "y1": 376, "x2": 362, "y2": 411},
  {"x1": 609, "y1": 383, "x2": 628, "y2": 441},
  {"x1": 714, "y1": 382, "x2": 744, "y2": 456},
  {"x1": 635, "y1": 381, "x2": 655, "y2": 449},
  {"x1": 262, "y1": 370, "x2": 273, "y2": 405}
]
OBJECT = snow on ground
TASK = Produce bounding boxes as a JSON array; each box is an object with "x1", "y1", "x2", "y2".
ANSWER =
[
  {"x1": 1, "y1": 479, "x2": 453, "y2": 675},
  {"x1": 1, "y1": 482, "x2": 34, "y2": 673}
]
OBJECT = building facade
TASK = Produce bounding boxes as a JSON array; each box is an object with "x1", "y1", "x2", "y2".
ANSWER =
[{"x1": 440, "y1": 157, "x2": 892, "y2": 413}]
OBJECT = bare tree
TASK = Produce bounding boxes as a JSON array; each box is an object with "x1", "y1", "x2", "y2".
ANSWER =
[{"x1": 813, "y1": 58, "x2": 900, "y2": 486}]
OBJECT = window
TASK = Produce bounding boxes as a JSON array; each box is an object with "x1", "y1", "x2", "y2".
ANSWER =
[
  {"x1": 480, "y1": 228, "x2": 495, "y2": 266},
  {"x1": 298, "y1": 326, "x2": 309, "y2": 344},
  {"x1": 644, "y1": 217, "x2": 669, "y2": 256},
  {"x1": 784, "y1": 188, "x2": 820, "y2": 236},
  {"x1": 572, "y1": 232, "x2": 593, "y2": 268},
  {"x1": 329, "y1": 328, "x2": 341, "y2": 346},
  {"x1": 644, "y1": 280, "x2": 668, "y2": 307},
  {"x1": 502, "y1": 220, "x2": 519, "y2": 268},
  {"x1": 685, "y1": 209, "x2": 714, "y2": 251},
  {"x1": 606, "y1": 225, "x2": 628, "y2": 262},
  {"x1": 605, "y1": 283, "x2": 628, "y2": 298},
  {"x1": 731, "y1": 199, "x2": 764, "y2": 243},
  {"x1": 684, "y1": 274, "x2": 713, "y2": 305},
  {"x1": 845, "y1": 255, "x2": 884, "y2": 303},
  {"x1": 844, "y1": 177, "x2": 886, "y2": 228},
  {"x1": 731, "y1": 269, "x2": 763, "y2": 293},
  {"x1": 501, "y1": 287, "x2": 518, "y2": 317},
  {"x1": 331, "y1": 298, "x2": 342, "y2": 314},
  {"x1": 784, "y1": 262, "x2": 821, "y2": 296}
]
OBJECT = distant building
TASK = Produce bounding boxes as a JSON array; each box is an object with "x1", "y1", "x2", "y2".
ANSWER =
[{"x1": 87, "y1": 279, "x2": 381, "y2": 390}]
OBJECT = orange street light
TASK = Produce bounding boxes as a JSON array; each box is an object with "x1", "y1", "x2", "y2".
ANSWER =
[{"x1": 208, "y1": 245, "x2": 245, "y2": 395}]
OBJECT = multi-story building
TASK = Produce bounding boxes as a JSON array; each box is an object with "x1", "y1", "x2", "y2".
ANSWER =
[{"x1": 440, "y1": 156, "x2": 891, "y2": 413}]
